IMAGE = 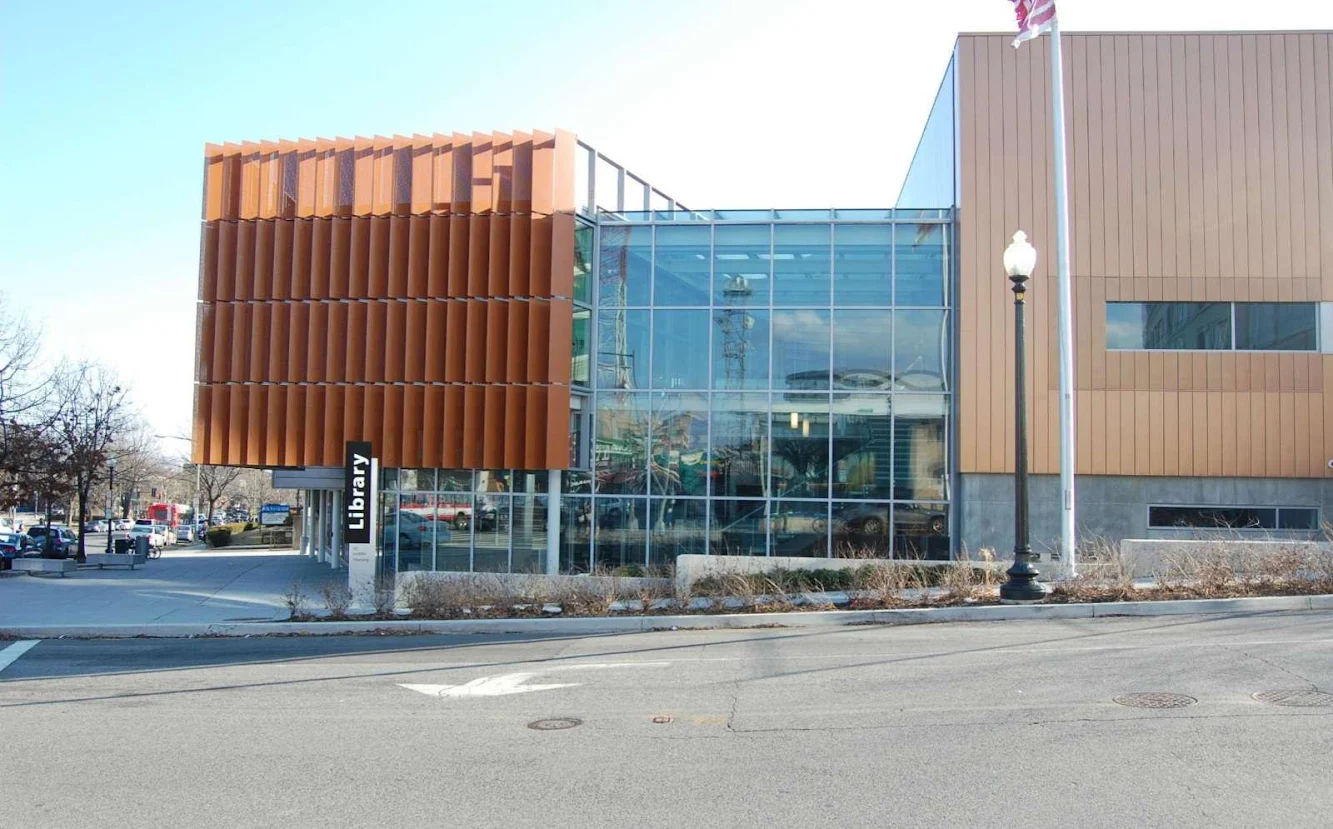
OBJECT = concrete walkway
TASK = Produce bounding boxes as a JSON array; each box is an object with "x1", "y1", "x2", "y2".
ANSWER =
[{"x1": 0, "y1": 549, "x2": 341, "y2": 626}]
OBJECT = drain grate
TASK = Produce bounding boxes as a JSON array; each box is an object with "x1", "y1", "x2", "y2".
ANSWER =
[
  {"x1": 527, "y1": 717, "x2": 583, "y2": 731},
  {"x1": 1112, "y1": 692, "x2": 1198, "y2": 709},
  {"x1": 1253, "y1": 689, "x2": 1333, "y2": 708}
]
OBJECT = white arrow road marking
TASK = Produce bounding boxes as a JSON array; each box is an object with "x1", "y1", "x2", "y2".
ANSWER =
[
  {"x1": 398, "y1": 661, "x2": 672, "y2": 699},
  {"x1": 0, "y1": 640, "x2": 40, "y2": 674}
]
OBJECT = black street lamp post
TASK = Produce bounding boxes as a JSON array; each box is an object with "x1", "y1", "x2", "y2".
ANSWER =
[
  {"x1": 1000, "y1": 232, "x2": 1048, "y2": 603},
  {"x1": 106, "y1": 457, "x2": 118, "y2": 554}
]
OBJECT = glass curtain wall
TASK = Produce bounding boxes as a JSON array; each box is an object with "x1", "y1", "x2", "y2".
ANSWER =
[{"x1": 587, "y1": 213, "x2": 954, "y2": 569}]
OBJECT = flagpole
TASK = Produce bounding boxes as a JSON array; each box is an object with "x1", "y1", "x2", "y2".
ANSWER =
[{"x1": 1048, "y1": 17, "x2": 1077, "y2": 577}]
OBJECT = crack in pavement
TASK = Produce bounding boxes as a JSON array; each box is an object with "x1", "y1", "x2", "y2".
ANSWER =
[{"x1": 1217, "y1": 643, "x2": 1317, "y2": 689}]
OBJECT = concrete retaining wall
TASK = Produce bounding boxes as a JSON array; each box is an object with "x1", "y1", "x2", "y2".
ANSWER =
[
  {"x1": 394, "y1": 569, "x2": 671, "y2": 597},
  {"x1": 674, "y1": 554, "x2": 1002, "y2": 594},
  {"x1": 1119, "y1": 538, "x2": 1332, "y2": 578}
]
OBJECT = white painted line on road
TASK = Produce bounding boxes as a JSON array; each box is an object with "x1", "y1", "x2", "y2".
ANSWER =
[
  {"x1": 398, "y1": 661, "x2": 673, "y2": 698},
  {"x1": 0, "y1": 640, "x2": 40, "y2": 673}
]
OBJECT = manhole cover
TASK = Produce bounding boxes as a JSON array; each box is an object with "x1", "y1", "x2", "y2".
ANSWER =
[
  {"x1": 652, "y1": 715, "x2": 672, "y2": 724},
  {"x1": 1253, "y1": 689, "x2": 1333, "y2": 708},
  {"x1": 1112, "y1": 692, "x2": 1197, "y2": 709},
  {"x1": 527, "y1": 717, "x2": 582, "y2": 731}
]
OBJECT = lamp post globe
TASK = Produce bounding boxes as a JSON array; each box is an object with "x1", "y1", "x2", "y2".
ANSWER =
[{"x1": 1000, "y1": 230, "x2": 1048, "y2": 603}]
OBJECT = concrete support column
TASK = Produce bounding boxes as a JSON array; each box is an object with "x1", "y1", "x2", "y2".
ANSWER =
[
  {"x1": 546, "y1": 469, "x2": 561, "y2": 576},
  {"x1": 300, "y1": 490, "x2": 312, "y2": 557},
  {"x1": 330, "y1": 490, "x2": 343, "y2": 569},
  {"x1": 315, "y1": 491, "x2": 327, "y2": 563}
]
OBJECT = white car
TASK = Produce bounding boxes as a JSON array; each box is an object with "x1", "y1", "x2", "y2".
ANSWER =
[
  {"x1": 129, "y1": 524, "x2": 166, "y2": 549},
  {"x1": 174, "y1": 524, "x2": 195, "y2": 543}
]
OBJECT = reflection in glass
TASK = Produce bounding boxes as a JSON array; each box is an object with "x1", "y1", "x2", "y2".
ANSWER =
[
  {"x1": 893, "y1": 310, "x2": 948, "y2": 391},
  {"x1": 651, "y1": 393, "x2": 708, "y2": 496},
  {"x1": 769, "y1": 500, "x2": 829, "y2": 557},
  {"x1": 709, "y1": 499, "x2": 767, "y2": 555},
  {"x1": 653, "y1": 225, "x2": 710, "y2": 306},
  {"x1": 510, "y1": 496, "x2": 547, "y2": 574},
  {"x1": 394, "y1": 493, "x2": 434, "y2": 572},
  {"x1": 559, "y1": 496, "x2": 592, "y2": 573},
  {"x1": 895, "y1": 223, "x2": 948, "y2": 306},
  {"x1": 773, "y1": 309, "x2": 830, "y2": 390},
  {"x1": 714, "y1": 225, "x2": 770, "y2": 306},
  {"x1": 652, "y1": 310, "x2": 711, "y2": 389},
  {"x1": 595, "y1": 392, "x2": 648, "y2": 494},
  {"x1": 475, "y1": 470, "x2": 511, "y2": 493},
  {"x1": 574, "y1": 221, "x2": 593, "y2": 303},
  {"x1": 833, "y1": 225, "x2": 892, "y2": 306},
  {"x1": 831, "y1": 395, "x2": 893, "y2": 499},
  {"x1": 437, "y1": 470, "x2": 472, "y2": 491},
  {"x1": 711, "y1": 393, "x2": 769, "y2": 499},
  {"x1": 431, "y1": 493, "x2": 472, "y2": 572},
  {"x1": 1106, "y1": 302, "x2": 1231, "y2": 350},
  {"x1": 713, "y1": 308, "x2": 769, "y2": 390},
  {"x1": 773, "y1": 224, "x2": 831, "y2": 306},
  {"x1": 770, "y1": 394, "x2": 830, "y2": 498},
  {"x1": 1235, "y1": 303, "x2": 1317, "y2": 351},
  {"x1": 598, "y1": 224, "x2": 651, "y2": 306},
  {"x1": 597, "y1": 309, "x2": 649, "y2": 389},
  {"x1": 649, "y1": 498, "x2": 707, "y2": 565},
  {"x1": 831, "y1": 500, "x2": 891, "y2": 557},
  {"x1": 572, "y1": 308, "x2": 590, "y2": 386},
  {"x1": 894, "y1": 502, "x2": 949, "y2": 560},
  {"x1": 377, "y1": 491, "x2": 396, "y2": 576},
  {"x1": 833, "y1": 310, "x2": 893, "y2": 389},
  {"x1": 472, "y1": 495, "x2": 509, "y2": 573},
  {"x1": 593, "y1": 498, "x2": 647, "y2": 568},
  {"x1": 894, "y1": 395, "x2": 948, "y2": 501}
]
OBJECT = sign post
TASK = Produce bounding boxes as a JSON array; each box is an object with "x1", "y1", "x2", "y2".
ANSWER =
[{"x1": 344, "y1": 441, "x2": 378, "y2": 608}]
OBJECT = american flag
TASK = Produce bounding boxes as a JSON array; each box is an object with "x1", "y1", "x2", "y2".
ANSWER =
[{"x1": 1010, "y1": 0, "x2": 1057, "y2": 48}]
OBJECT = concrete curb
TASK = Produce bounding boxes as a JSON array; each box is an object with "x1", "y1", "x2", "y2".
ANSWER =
[{"x1": 1, "y1": 593, "x2": 1329, "y2": 639}]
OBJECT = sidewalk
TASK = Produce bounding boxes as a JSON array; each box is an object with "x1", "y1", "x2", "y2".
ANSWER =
[{"x1": 0, "y1": 549, "x2": 341, "y2": 626}]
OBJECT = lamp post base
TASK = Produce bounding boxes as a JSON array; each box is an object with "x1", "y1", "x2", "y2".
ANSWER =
[{"x1": 999, "y1": 552, "x2": 1049, "y2": 603}]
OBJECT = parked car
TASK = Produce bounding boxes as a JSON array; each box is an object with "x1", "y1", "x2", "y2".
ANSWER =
[
  {"x1": 85, "y1": 520, "x2": 109, "y2": 535},
  {"x1": 0, "y1": 531, "x2": 38, "y2": 568},
  {"x1": 824, "y1": 503, "x2": 948, "y2": 537},
  {"x1": 113, "y1": 518, "x2": 134, "y2": 532},
  {"x1": 174, "y1": 524, "x2": 195, "y2": 543},
  {"x1": 129, "y1": 523, "x2": 166, "y2": 549},
  {"x1": 25, "y1": 525, "x2": 79, "y2": 556}
]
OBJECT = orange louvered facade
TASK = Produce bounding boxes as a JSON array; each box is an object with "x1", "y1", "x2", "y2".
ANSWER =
[{"x1": 193, "y1": 130, "x2": 578, "y2": 469}]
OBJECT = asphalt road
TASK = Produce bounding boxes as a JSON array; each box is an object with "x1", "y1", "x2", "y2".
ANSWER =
[{"x1": 2, "y1": 612, "x2": 1332, "y2": 828}]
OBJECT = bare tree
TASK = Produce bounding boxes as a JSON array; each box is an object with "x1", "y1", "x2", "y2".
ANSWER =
[
  {"x1": 49, "y1": 363, "x2": 132, "y2": 559},
  {"x1": 108, "y1": 423, "x2": 173, "y2": 519},
  {"x1": 197, "y1": 464, "x2": 243, "y2": 525},
  {"x1": 0, "y1": 296, "x2": 56, "y2": 492}
]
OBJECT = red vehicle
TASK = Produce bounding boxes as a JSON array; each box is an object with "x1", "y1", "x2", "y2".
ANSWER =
[{"x1": 146, "y1": 503, "x2": 189, "y2": 528}]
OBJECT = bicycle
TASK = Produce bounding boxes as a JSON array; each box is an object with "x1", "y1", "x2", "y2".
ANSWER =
[{"x1": 147, "y1": 544, "x2": 163, "y2": 560}]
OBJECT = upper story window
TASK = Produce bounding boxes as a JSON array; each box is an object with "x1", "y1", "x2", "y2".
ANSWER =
[{"x1": 1106, "y1": 302, "x2": 1318, "y2": 352}]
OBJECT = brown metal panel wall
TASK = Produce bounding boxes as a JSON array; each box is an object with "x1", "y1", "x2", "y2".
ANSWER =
[
  {"x1": 192, "y1": 385, "x2": 210, "y2": 464},
  {"x1": 545, "y1": 385, "x2": 570, "y2": 469},
  {"x1": 956, "y1": 33, "x2": 1332, "y2": 479},
  {"x1": 198, "y1": 129, "x2": 579, "y2": 470}
]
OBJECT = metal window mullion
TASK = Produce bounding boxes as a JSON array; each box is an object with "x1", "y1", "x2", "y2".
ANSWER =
[
  {"x1": 889, "y1": 221, "x2": 898, "y2": 560},
  {"x1": 704, "y1": 220, "x2": 715, "y2": 556},
  {"x1": 767, "y1": 221, "x2": 775, "y2": 557},
  {"x1": 826, "y1": 223, "x2": 835, "y2": 559}
]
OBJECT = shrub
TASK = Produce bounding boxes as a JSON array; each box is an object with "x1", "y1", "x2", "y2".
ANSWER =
[
  {"x1": 206, "y1": 526, "x2": 232, "y2": 548},
  {"x1": 318, "y1": 581, "x2": 354, "y2": 618}
]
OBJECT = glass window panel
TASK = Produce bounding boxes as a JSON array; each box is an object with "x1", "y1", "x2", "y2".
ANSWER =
[
  {"x1": 1106, "y1": 302, "x2": 1232, "y2": 350},
  {"x1": 511, "y1": 471, "x2": 546, "y2": 493},
  {"x1": 380, "y1": 468, "x2": 399, "y2": 491},
  {"x1": 572, "y1": 308, "x2": 590, "y2": 386},
  {"x1": 713, "y1": 308, "x2": 770, "y2": 390},
  {"x1": 710, "y1": 393, "x2": 769, "y2": 499},
  {"x1": 1277, "y1": 508, "x2": 1319, "y2": 531},
  {"x1": 709, "y1": 499, "x2": 767, "y2": 555},
  {"x1": 833, "y1": 225, "x2": 892, "y2": 306},
  {"x1": 394, "y1": 493, "x2": 434, "y2": 572},
  {"x1": 1147, "y1": 506, "x2": 1277, "y2": 530},
  {"x1": 427, "y1": 495, "x2": 467, "y2": 572},
  {"x1": 831, "y1": 500, "x2": 891, "y2": 558},
  {"x1": 894, "y1": 395, "x2": 948, "y2": 501},
  {"x1": 595, "y1": 392, "x2": 648, "y2": 495},
  {"x1": 773, "y1": 224, "x2": 831, "y2": 306},
  {"x1": 771, "y1": 393, "x2": 830, "y2": 498},
  {"x1": 770, "y1": 500, "x2": 829, "y2": 557},
  {"x1": 653, "y1": 225, "x2": 710, "y2": 306},
  {"x1": 895, "y1": 223, "x2": 948, "y2": 306},
  {"x1": 510, "y1": 495, "x2": 547, "y2": 574},
  {"x1": 652, "y1": 309, "x2": 711, "y2": 389},
  {"x1": 893, "y1": 310, "x2": 948, "y2": 391},
  {"x1": 893, "y1": 503, "x2": 949, "y2": 560},
  {"x1": 562, "y1": 470, "x2": 593, "y2": 494},
  {"x1": 593, "y1": 497, "x2": 647, "y2": 569},
  {"x1": 831, "y1": 394, "x2": 893, "y2": 499},
  {"x1": 648, "y1": 498, "x2": 707, "y2": 566},
  {"x1": 559, "y1": 496, "x2": 592, "y2": 573},
  {"x1": 773, "y1": 309, "x2": 830, "y2": 391},
  {"x1": 714, "y1": 225, "x2": 771, "y2": 306},
  {"x1": 833, "y1": 310, "x2": 893, "y2": 390},
  {"x1": 396, "y1": 469, "x2": 435, "y2": 491},
  {"x1": 574, "y1": 222, "x2": 593, "y2": 303},
  {"x1": 472, "y1": 495, "x2": 509, "y2": 573},
  {"x1": 575, "y1": 146, "x2": 592, "y2": 216},
  {"x1": 651, "y1": 393, "x2": 709, "y2": 496},
  {"x1": 595, "y1": 156, "x2": 620, "y2": 213},
  {"x1": 1235, "y1": 303, "x2": 1317, "y2": 351},
  {"x1": 378, "y1": 491, "x2": 398, "y2": 572},
  {"x1": 597, "y1": 308, "x2": 649, "y2": 389},
  {"x1": 438, "y1": 470, "x2": 472, "y2": 491},
  {"x1": 475, "y1": 470, "x2": 511, "y2": 493},
  {"x1": 598, "y1": 224, "x2": 651, "y2": 307}
]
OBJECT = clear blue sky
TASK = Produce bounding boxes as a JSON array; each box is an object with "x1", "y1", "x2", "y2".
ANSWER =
[{"x1": 0, "y1": 0, "x2": 1321, "y2": 453}]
